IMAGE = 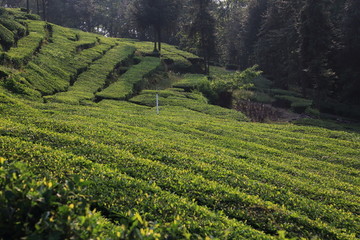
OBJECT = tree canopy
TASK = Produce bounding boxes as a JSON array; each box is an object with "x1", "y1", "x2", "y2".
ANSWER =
[{"x1": 131, "y1": 0, "x2": 180, "y2": 51}]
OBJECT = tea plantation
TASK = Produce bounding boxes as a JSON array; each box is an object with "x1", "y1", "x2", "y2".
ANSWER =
[{"x1": 0, "y1": 8, "x2": 359, "y2": 240}]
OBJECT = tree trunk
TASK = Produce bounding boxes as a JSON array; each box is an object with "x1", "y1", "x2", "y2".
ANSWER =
[
  {"x1": 153, "y1": 27, "x2": 158, "y2": 52},
  {"x1": 153, "y1": 41, "x2": 157, "y2": 52},
  {"x1": 158, "y1": 28, "x2": 161, "y2": 52},
  {"x1": 87, "y1": 15, "x2": 92, "y2": 32},
  {"x1": 109, "y1": 20, "x2": 114, "y2": 37},
  {"x1": 301, "y1": 70, "x2": 308, "y2": 97},
  {"x1": 26, "y1": 0, "x2": 30, "y2": 13},
  {"x1": 36, "y1": 0, "x2": 40, "y2": 15},
  {"x1": 201, "y1": 29, "x2": 209, "y2": 74},
  {"x1": 42, "y1": 0, "x2": 47, "y2": 21}
]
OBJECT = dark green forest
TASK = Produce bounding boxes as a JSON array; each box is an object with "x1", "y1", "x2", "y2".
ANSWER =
[{"x1": 2, "y1": 0, "x2": 360, "y2": 118}]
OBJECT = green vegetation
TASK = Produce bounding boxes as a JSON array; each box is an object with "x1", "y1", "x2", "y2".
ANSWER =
[
  {"x1": 0, "y1": 23, "x2": 14, "y2": 49},
  {"x1": 1, "y1": 18, "x2": 121, "y2": 97},
  {"x1": 0, "y1": 17, "x2": 26, "y2": 37},
  {"x1": 161, "y1": 44, "x2": 203, "y2": 73},
  {"x1": 130, "y1": 89, "x2": 248, "y2": 121},
  {"x1": 162, "y1": 44, "x2": 199, "y2": 60},
  {"x1": 134, "y1": 41, "x2": 154, "y2": 55},
  {"x1": 0, "y1": 8, "x2": 359, "y2": 240},
  {"x1": 134, "y1": 41, "x2": 201, "y2": 73},
  {"x1": 162, "y1": 50, "x2": 192, "y2": 72},
  {"x1": 74, "y1": 31, "x2": 99, "y2": 51},
  {"x1": 173, "y1": 74, "x2": 209, "y2": 90},
  {"x1": 274, "y1": 95, "x2": 313, "y2": 113},
  {"x1": 4, "y1": 8, "x2": 40, "y2": 21},
  {"x1": 0, "y1": 160, "x2": 191, "y2": 239},
  {"x1": 1, "y1": 95, "x2": 359, "y2": 239},
  {"x1": 96, "y1": 56, "x2": 161, "y2": 100},
  {"x1": 5, "y1": 31, "x2": 44, "y2": 67},
  {"x1": 250, "y1": 91, "x2": 275, "y2": 104},
  {"x1": 207, "y1": 66, "x2": 262, "y2": 107},
  {"x1": 48, "y1": 44, "x2": 135, "y2": 104}
]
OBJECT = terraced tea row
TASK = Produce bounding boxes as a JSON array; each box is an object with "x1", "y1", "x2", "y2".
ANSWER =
[
  {"x1": 1, "y1": 21, "x2": 122, "y2": 97},
  {"x1": 130, "y1": 88, "x2": 248, "y2": 121},
  {"x1": 0, "y1": 10, "x2": 205, "y2": 103},
  {"x1": 96, "y1": 56, "x2": 161, "y2": 100},
  {"x1": 1, "y1": 97, "x2": 358, "y2": 239},
  {"x1": 0, "y1": 128, "x2": 273, "y2": 240},
  {"x1": 47, "y1": 44, "x2": 135, "y2": 104},
  {"x1": 3, "y1": 21, "x2": 46, "y2": 68}
]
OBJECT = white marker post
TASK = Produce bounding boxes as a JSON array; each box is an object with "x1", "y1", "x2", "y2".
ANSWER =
[{"x1": 156, "y1": 93, "x2": 159, "y2": 115}]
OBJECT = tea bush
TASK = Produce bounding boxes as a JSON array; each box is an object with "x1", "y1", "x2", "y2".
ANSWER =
[
  {"x1": 0, "y1": 159, "x2": 194, "y2": 240},
  {"x1": 96, "y1": 56, "x2": 161, "y2": 100},
  {"x1": 0, "y1": 23, "x2": 14, "y2": 49}
]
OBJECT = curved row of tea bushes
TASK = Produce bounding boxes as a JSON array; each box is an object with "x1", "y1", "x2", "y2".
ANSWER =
[
  {"x1": 48, "y1": 44, "x2": 135, "y2": 104},
  {"x1": 96, "y1": 56, "x2": 161, "y2": 100}
]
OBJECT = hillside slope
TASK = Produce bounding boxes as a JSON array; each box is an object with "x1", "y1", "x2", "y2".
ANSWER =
[{"x1": 0, "y1": 9, "x2": 359, "y2": 240}]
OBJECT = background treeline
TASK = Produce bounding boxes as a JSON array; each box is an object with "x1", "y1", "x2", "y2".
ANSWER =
[{"x1": 2, "y1": 0, "x2": 359, "y2": 111}]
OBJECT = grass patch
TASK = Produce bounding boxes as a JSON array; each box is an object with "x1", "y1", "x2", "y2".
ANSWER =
[
  {"x1": 134, "y1": 42, "x2": 196, "y2": 72},
  {"x1": 271, "y1": 88, "x2": 303, "y2": 97},
  {"x1": 172, "y1": 73, "x2": 209, "y2": 91},
  {"x1": 162, "y1": 43, "x2": 199, "y2": 59},
  {"x1": 250, "y1": 91, "x2": 275, "y2": 104},
  {"x1": 253, "y1": 76, "x2": 273, "y2": 89},
  {"x1": 274, "y1": 95, "x2": 313, "y2": 113},
  {"x1": 209, "y1": 66, "x2": 233, "y2": 76},
  {"x1": 134, "y1": 41, "x2": 154, "y2": 55},
  {"x1": 162, "y1": 50, "x2": 192, "y2": 72}
]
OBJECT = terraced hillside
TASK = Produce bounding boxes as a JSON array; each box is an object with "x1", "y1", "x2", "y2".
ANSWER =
[{"x1": 0, "y1": 8, "x2": 359, "y2": 240}]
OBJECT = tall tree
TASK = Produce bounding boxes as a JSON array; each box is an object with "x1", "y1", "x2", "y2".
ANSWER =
[
  {"x1": 337, "y1": 0, "x2": 360, "y2": 104},
  {"x1": 36, "y1": 0, "x2": 40, "y2": 15},
  {"x1": 299, "y1": 0, "x2": 335, "y2": 101},
  {"x1": 253, "y1": 0, "x2": 301, "y2": 88},
  {"x1": 214, "y1": 0, "x2": 246, "y2": 66},
  {"x1": 237, "y1": 0, "x2": 268, "y2": 69},
  {"x1": 26, "y1": 0, "x2": 29, "y2": 13},
  {"x1": 131, "y1": 0, "x2": 180, "y2": 52},
  {"x1": 42, "y1": 0, "x2": 47, "y2": 20},
  {"x1": 187, "y1": 0, "x2": 216, "y2": 74}
]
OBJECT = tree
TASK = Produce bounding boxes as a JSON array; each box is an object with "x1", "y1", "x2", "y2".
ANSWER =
[
  {"x1": 238, "y1": 0, "x2": 268, "y2": 69},
  {"x1": 299, "y1": 0, "x2": 335, "y2": 101},
  {"x1": 337, "y1": 0, "x2": 360, "y2": 104},
  {"x1": 0, "y1": 0, "x2": 23, "y2": 8},
  {"x1": 36, "y1": 0, "x2": 40, "y2": 15},
  {"x1": 42, "y1": 0, "x2": 47, "y2": 20},
  {"x1": 187, "y1": 0, "x2": 216, "y2": 74},
  {"x1": 253, "y1": 0, "x2": 301, "y2": 88},
  {"x1": 214, "y1": 0, "x2": 246, "y2": 66},
  {"x1": 131, "y1": 0, "x2": 180, "y2": 52},
  {"x1": 101, "y1": 0, "x2": 129, "y2": 37}
]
